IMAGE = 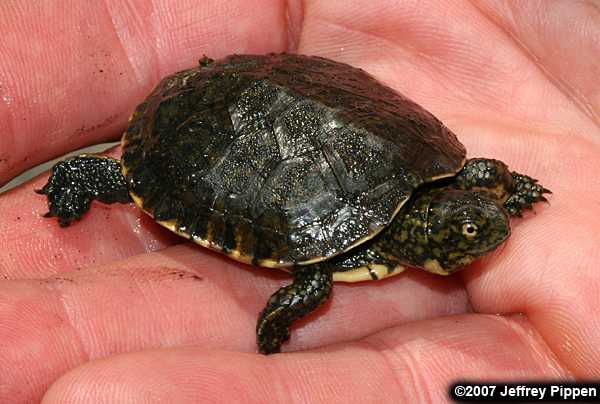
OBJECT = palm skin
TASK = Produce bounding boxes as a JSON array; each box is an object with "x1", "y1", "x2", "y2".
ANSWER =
[{"x1": 0, "y1": 1, "x2": 599, "y2": 402}]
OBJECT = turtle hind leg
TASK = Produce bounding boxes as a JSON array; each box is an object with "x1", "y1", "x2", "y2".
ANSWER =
[
  {"x1": 36, "y1": 155, "x2": 131, "y2": 226},
  {"x1": 256, "y1": 265, "x2": 333, "y2": 354}
]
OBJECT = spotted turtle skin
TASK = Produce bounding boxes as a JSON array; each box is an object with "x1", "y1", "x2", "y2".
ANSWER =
[{"x1": 38, "y1": 53, "x2": 551, "y2": 354}]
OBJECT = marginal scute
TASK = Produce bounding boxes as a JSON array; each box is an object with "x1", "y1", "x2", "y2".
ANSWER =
[
  {"x1": 332, "y1": 264, "x2": 407, "y2": 282},
  {"x1": 122, "y1": 53, "x2": 466, "y2": 267}
]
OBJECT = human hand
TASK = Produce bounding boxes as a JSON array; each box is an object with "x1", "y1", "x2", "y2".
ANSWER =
[{"x1": 1, "y1": 1, "x2": 599, "y2": 402}]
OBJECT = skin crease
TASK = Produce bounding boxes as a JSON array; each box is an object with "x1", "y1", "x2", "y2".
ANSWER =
[{"x1": 0, "y1": 0, "x2": 599, "y2": 402}]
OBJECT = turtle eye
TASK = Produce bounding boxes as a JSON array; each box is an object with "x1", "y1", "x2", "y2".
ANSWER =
[{"x1": 461, "y1": 222, "x2": 478, "y2": 239}]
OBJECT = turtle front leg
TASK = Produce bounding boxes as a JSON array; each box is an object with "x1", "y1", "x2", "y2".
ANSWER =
[
  {"x1": 503, "y1": 173, "x2": 551, "y2": 217},
  {"x1": 454, "y1": 158, "x2": 551, "y2": 217},
  {"x1": 36, "y1": 155, "x2": 131, "y2": 226},
  {"x1": 256, "y1": 265, "x2": 333, "y2": 354}
]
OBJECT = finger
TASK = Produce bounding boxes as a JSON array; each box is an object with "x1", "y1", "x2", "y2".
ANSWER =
[
  {"x1": 0, "y1": 243, "x2": 469, "y2": 403},
  {"x1": 0, "y1": 148, "x2": 181, "y2": 280},
  {"x1": 42, "y1": 315, "x2": 569, "y2": 404},
  {"x1": 0, "y1": 0, "x2": 290, "y2": 185},
  {"x1": 298, "y1": 0, "x2": 598, "y2": 137},
  {"x1": 465, "y1": 189, "x2": 600, "y2": 377},
  {"x1": 0, "y1": 176, "x2": 180, "y2": 279},
  {"x1": 459, "y1": 131, "x2": 600, "y2": 376},
  {"x1": 475, "y1": 0, "x2": 600, "y2": 125}
]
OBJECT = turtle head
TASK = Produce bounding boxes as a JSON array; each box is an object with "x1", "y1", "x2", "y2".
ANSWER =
[{"x1": 420, "y1": 189, "x2": 510, "y2": 275}]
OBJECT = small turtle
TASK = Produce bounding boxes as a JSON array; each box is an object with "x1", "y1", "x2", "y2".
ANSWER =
[{"x1": 37, "y1": 54, "x2": 550, "y2": 354}]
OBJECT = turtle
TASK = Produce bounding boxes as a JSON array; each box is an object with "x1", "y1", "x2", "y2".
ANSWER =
[{"x1": 37, "y1": 53, "x2": 551, "y2": 354}]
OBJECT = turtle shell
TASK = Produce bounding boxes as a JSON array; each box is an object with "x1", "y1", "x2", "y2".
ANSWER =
[{"x1": 121, "y1": 53, "x2": 466, "y2": 267}]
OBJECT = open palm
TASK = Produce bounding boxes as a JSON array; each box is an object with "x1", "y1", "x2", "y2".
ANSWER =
[{"x1": 1, "y1": 1, "x2": 599, "y2": 402}]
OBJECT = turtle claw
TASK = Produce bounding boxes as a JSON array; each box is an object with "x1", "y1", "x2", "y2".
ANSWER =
[
  {"x1": 36, "y1": 156, "x2": 130, "y2": 226},
  {"x1": 256, "y1": 266, "x2": 333, "y2": 354},
  {"x1": 257, "y1": 318, "x2": 290, "y2": 354},
  {"x1": 504, "y1": 172, "x2": 551, "y2": 217}
]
